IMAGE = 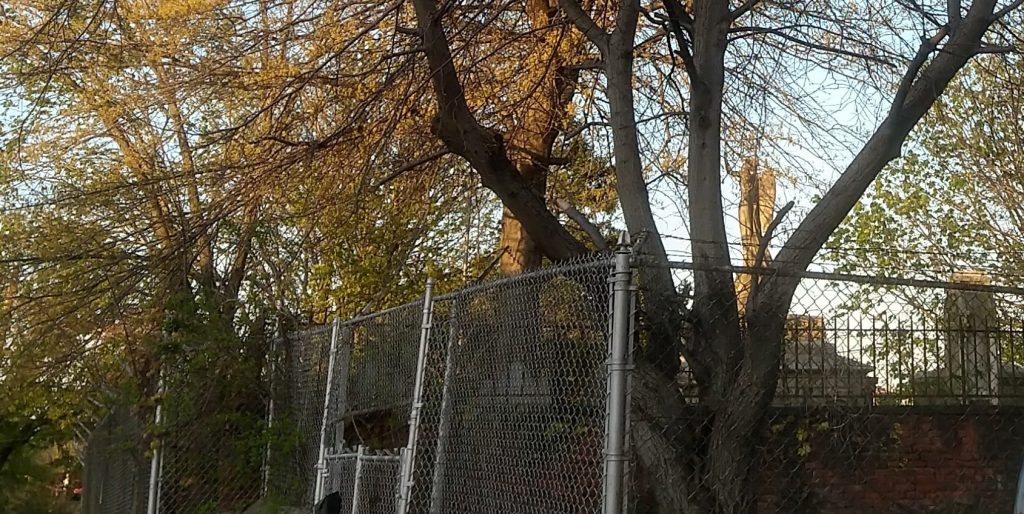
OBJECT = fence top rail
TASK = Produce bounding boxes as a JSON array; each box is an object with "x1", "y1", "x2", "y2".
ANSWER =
[
  {"x1": 336, "y1": 299, "x2": 424, "y2": 328},
  {"x1": 358, "y1": 454, "x2": 401, "y2": 462},
  {"x1": 299, "y1": 256, "x2": 616, "y2": 332},
  {"x1": 656, "y1": 259, "x2": 1024, "y2": 296},
  {"x1": 326, "y1": 452, "x2": 401, "y2": 462},
  {"x1": 325, "y1": 453, "x2": 359, "y2": 461},
  {"x1": 291, "y1": 323, "x2": 333, "y2": 339},
  {"x1": 289, "y1": 257, "x2": 1024, "y2": 341},
  {"x1": 431, "y1": 256, "x2": 615, "y2": 302}
]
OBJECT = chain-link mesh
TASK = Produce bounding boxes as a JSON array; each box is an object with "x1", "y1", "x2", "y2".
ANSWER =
[
  {"x1": 407, "y1": 258, "x2": 613, "y2": 513},
  {"x1": 267, "y1": 325, "x2": 334, "y2": 506},
  {"x1": 140, "y1": 337, "x2": 270, "y2": 514},
  {"x1": 326, "y1": 453, "x2": 358, "y2": 509},
  {"x1": 156, "y1": 407, "x2": 267, "y2": 513},
  {"x1": 334, "y1": 303, "x2": 424, "y2": 452},
  {"x1": 82, "y1": 407, "x2": 151, "y2": 514},
  {"x1": 355, "y1": 455, "x2": 402, "y2": 512},
  {"x1": 87, "y1": 254, "x2": 1024, "y2": 514},
  {"x1": 629, "y1": 262, "x2": 1024, "y2": 514}
]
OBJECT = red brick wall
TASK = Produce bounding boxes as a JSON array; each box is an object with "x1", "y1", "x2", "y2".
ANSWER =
[{"x1": 757, "y1": 407, "x2": 1024, "y2": 513}]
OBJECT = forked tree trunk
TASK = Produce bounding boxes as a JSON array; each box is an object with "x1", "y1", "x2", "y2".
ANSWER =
[
  {"x1": 498, "y1": 1, "x2": 584, "y2": 275},
  {"x1": 411, "y1": 0, "x2": 1011, "y2": 511}
]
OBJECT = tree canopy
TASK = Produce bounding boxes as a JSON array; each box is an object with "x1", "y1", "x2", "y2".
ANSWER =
[{"x1": 1, "y1": 0, "x2": 1022, "y2": 511}]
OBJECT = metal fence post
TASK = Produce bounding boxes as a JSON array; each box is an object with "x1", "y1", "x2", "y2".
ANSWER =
[
  {"x1": 261, "y1": 336, "x2": 278, "y2": 498},
  {"x1": 313, "y1": 318, "x2": 341, "y2": 508},
  {"x1": 146, "y1": 370, "x2": 164, "y2": 514},
  {"x1": 351, "y1": 445, "x2": 366, "y2": 514},
  {"x1": 428, "y1": 296, "x2": 460, "y2": 514},
  {"x1": 397, "y1": 279, "x2": 435, "y2": 514},
  {"x1": 603, "y1": 233, "x2": 634, "y2": 514}
]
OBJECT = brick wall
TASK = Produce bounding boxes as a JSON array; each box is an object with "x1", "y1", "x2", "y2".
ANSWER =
[{"x1": 758, "y1": 407, "x2": 1024, "y2": 513}]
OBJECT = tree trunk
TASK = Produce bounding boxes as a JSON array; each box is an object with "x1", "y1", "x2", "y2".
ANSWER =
[
  {"x1": 735, "y1": 159, "x2": 775, "y2": 315},
  {"x1": 411, "y1": 0, "x2": 588, "y2": 263},
  {"x1": 605, "y1": 11, "x2": 683, "y2": 379},
  {"x1": 499, "y1": 3, "x2": 584, "y2": 274}
]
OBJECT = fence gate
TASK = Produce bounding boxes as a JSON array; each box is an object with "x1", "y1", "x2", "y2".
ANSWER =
[
  {"x1": 313, "y1": 282, "x2": 436, "y2": 512},
  {"x1": 296, "y1": 253, "x2": 627, "y2": 514},
  {"x1": 322, "y1": 446, "x2": 403, "y2": 513}
]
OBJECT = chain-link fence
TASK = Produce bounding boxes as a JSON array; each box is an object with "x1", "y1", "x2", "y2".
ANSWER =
[
  {"x1": 145, "y1": 329, "x2": 270, "y2": 514},
  {"x1": 82, "y1": 331, "x2": 273, "y2": 514},
  {"x1": 406, "y1": 259, "x2": 612, "y2": 513},
  {"x1": 273, "y1": 253, "x2": 1024, "y2": 514},
  {"x1": 267, "y1": 324, "x2": 335, "y2": 506},
  {"x1": 268, "y1": 255, "x2": 616, "y2": 513},
  {"x1": 88, "y1": 247, "x2": 1024, "y2": 514},
  {"x1": 82, "y1": 407, "x2": 151, "y2": 514},
  {"x1": 628, "y1": 262, "x2": 1024, "y2": 514}
]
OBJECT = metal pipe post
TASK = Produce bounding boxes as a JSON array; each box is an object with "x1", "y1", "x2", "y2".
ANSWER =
[
  {"x1": 350, "y1": 445, "x2": 366, "y2": 514},
  {"x1": 146, "y1": 372, "x2": 164, "y2": 514},
  {"x1": 313, "y1": 318, "x2": 341, "y2": 508},
  {"x1": 602, "y1": 233, "x2": 634, "y2": 514},
  {"x1": 261, "y1": 335, "x2": 278, "y2": 498},
  {"x1": 428, "y1": 297, "x2": 461, "y2": 514},
  {"x1": 397, "y1": 279, "x2": 435, "y2": 514}
]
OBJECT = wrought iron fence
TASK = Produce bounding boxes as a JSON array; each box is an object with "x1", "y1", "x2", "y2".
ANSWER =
[{"x1": 629, "y1": 262, "x2": 1024, "y2": 514}]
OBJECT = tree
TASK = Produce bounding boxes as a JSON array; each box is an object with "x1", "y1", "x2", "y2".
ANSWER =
[
  {"x1": 403, "y1": 0, "x2": 1022, "y2": 511},
  {"x1": 2, "y1": 0, "x2": 1019, "y2": 510},
  {"x1": 829, "y1": 54, "x2": 1024, "y2": 280},
  {"x1": 0, "y1": 0, "x2": 495, "y2": 505}
]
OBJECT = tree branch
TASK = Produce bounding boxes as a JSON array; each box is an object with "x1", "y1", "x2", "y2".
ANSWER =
[
  {"x1": 773, "y1": 0, "x2": 1005, "y2": 286},
  {"x1": 410, "y1": 0, "x2": 588, "y2": 261},
  {"x1": 974, "y1": 44, "x2": 1017, "y2": 54},
  {"x1": 0, "y1": 419, "x2": 45, "y2": 474},
  {"x1": 555, "y1": 197, "x2": 610, "y2": 251},
  {"x1": 730, "y1": 0, "x2": 762, "y2": 21},
  {"x1": 995, "y1": 0, "x2": 1024, "y2": 19},
  {"x1": 752, "y1": 200, "x2": 794, "y2": 272},
  {"x1": 730, "y1": 26, "x2": 897, "y2": 67},
  {"x1": 558, "y1": 0, "x2": 610, "y2": 54},
  {"x1": 663, "y1": 0, "x2": 701, "y2": 82},
  {"x1": 890, "y1": 27, "x2": 949, "y2": 116},
  {"x1": 374, "y1": 149, "x2": 450, "y2": 189},
  {"x1": 744, "y1": 200, "x2": 794, "y2": 313}
]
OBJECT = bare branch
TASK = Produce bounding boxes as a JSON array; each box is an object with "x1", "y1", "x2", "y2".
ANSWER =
[
  {"x1": 948, "y1": 0, "x2": 963, "y2": 27},
  {"x1": 730, "y1": 26, "x2": 897, "y2": 66},
  {"x1": 774, "y1": 0, "x2": 1005, "y2": 285},
  {"x1": 554, "y1": 197, "x2": 609, "y2": 251},
  {"x1": 752, "y1": 200, "x2": 794, "y2": 273},
  {"x1": 890, "y1": 27, "x2": 949, "y2": 117},
  {"x1": 730, "y1": 0, "x2": 763, "y2": 21},
  {"x1": 974, "y1": 44, "x2": 1017, "y2": 54},
  {"x1": 663, "y1": 0, "x2": 700, "y2": 81},
  {"x1": 374, "y1": 149, "x2": 451, "y2": 189},
  {"x1": 558, "y1": 0, "x2": 609, "y2": 54},
  {"x1": 995, "y1": 0, "x2": 1024, "y2": 19},
  {"x1": 474, "y1": 247, "x2": 509, "y2": 284}
]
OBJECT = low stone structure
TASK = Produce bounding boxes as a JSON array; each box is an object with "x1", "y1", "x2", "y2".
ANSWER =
[
  {"x1": 757, "y1": 406, "x2": 1024, "y2": 513},
  {"x1": 913, "y1": 271, "x2": 1021, "y2": 406}
]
